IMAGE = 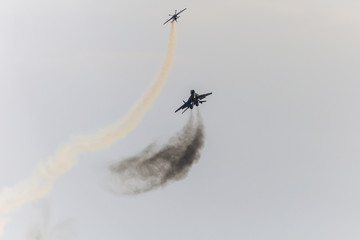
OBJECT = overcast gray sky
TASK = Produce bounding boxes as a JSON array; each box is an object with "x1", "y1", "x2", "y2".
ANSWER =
[{"x1": 1, "y1": 0, "x2": 360, "y2": 239}]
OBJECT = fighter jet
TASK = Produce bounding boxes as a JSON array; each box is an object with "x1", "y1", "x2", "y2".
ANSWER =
[
  {"x1": 175, "y1": 90, "x2": 212, "y2": 113},
  {"x1": 163, "y1": 8, "x2": 187, "y2": 25}
]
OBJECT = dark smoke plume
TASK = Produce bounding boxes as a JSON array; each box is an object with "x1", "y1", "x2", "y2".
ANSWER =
[{"x1": 109, "y1": 111, "x2": 205, "y2": 195}]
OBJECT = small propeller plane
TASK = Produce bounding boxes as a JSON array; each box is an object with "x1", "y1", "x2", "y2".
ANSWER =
[
  {"x1": 175, "y1": 90, "x2": 212, "y2": 114},
  {"x1": 163, "y1": 8, "x2": 187, "y2": 25}
]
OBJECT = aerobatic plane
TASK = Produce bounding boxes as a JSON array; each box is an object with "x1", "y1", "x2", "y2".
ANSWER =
[
  {"x1": 163, "y1": 8, "x2": 187, "y2": 25},
  {"x1": 175, "y1": 90, "x2": 212, "y2": 114}
]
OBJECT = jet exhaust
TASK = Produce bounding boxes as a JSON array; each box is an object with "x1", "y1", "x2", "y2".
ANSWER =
[
  {"x1": 0, "y1": 22, "x2": 177, "y2": 236},
  {"x1": 109, "y1": 110, "x2": 205, "y2": 195}
]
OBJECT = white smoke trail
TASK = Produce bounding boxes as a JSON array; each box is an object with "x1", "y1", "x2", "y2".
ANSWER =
[
  {"x1": 0, "y1": 219, "x2": 9, "y2": 236},
  {"x1": 26, "y1": 205, "x2": 76, "y2": 240},
  {"x1": 0, "y1": 22, "x2": 177, "y2": 236}
]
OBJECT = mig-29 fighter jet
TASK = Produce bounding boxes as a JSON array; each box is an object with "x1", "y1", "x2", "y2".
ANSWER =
[
  {"x1": 163, "y1": 8, "x2": 187, "y2": 25},
  {"x1": 175, "y1": 90, "x2": 212, "y2": 114}
]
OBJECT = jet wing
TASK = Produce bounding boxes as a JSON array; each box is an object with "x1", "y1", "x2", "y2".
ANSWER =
[
  {"x1": 175, "y1": 102, "x2": 188, "y2": 113},
  {"x1": 198, "y1": 92, "x2": 212, "y2": 100}
]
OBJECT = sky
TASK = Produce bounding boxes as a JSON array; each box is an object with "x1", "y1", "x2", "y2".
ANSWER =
[{"x1": 0, "y1": 0, "x2": 360, "y2": 239}]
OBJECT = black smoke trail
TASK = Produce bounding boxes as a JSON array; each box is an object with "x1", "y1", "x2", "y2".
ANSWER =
[{"x1": 109, "y1": 111, "x2": 205, "y2": 195}]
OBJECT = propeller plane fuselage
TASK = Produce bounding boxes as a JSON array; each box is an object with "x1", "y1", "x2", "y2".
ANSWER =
[{"x1": 163, "y1": 8, "x2": 187, "y2": 25}]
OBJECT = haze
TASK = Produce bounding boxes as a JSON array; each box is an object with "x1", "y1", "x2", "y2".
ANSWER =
[{"x1": 0, "y1": 0, "x2": 359, "y2": 239}]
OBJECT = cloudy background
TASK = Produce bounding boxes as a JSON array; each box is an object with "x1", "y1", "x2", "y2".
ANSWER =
[{"x1": 1, "y1": 0, "x2": 360, "y2": 239}]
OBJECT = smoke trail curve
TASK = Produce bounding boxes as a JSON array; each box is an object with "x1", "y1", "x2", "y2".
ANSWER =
[
  {"x1": 109, "y1": 111, "x2": 205, "y2": 195},
  {"x1": 0, "y1": 22, "x2": 177, "y2": 236}
]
